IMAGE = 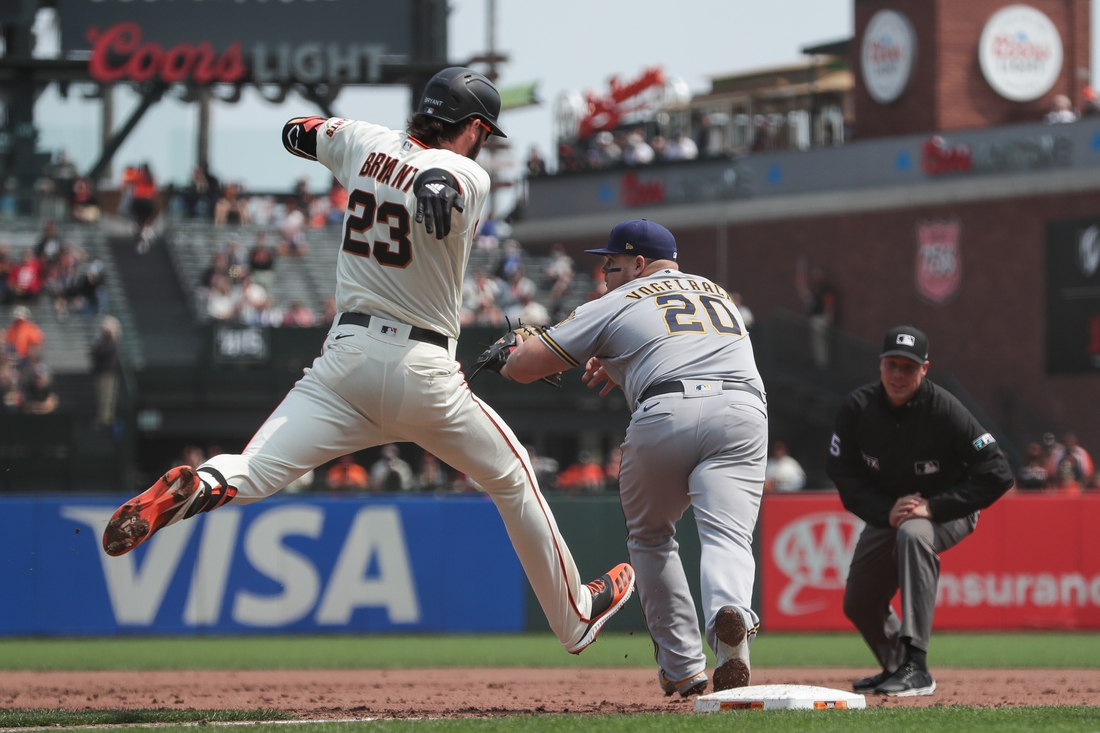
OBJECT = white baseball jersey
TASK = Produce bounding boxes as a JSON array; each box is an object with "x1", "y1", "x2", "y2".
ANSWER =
[{"x1": 315, "y1": 118, "x2": 490, "y2": 340}]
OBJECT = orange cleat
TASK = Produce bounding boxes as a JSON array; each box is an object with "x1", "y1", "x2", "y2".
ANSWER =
[
  {"x1": 567, "y1": 562, "x2": 635, "y2": 654},
  {"x1": 102, "y1": 466, "x2": 235, "y2": 557}
]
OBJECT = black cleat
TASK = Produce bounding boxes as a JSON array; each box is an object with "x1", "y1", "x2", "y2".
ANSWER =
[{"x1": 873, "y1": 659, "x2": 936, "y2": 697}]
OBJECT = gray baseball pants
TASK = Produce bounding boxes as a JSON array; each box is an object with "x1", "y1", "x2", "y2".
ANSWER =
[
  {"x1": 843, "y1": 513, "x2": 978, "y2": 671},
  {"x1": 618, "y1": 385, "x2": 767, "y2": 685}
]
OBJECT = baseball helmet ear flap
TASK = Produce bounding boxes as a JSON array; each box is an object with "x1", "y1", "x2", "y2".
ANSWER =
[{"x1": 417, "y1": 66, "x2": 507, "y2": 138}]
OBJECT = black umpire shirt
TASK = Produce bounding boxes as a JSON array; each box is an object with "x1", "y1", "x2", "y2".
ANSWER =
[{"x1": 826, "y1": 378, "x2": 1014, "y2": 529}]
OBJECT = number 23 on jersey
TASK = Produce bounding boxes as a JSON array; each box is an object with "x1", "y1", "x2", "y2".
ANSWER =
[{"x1": 342, "y1": 189, "x2": 413, "y2": 268}]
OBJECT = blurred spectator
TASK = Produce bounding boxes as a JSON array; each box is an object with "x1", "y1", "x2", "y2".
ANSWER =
[
  {"x1": 603, "y1": 448, "x2": 622, "y2": 493},
  {"x1": 326, "y1": 180, "x2": 348, "y2": 226},
  {"x1": 22, "y1": 363, "x2": 58, "y2": 414},
  {"x1": 370, "y1": 444, "x2": 415, "y2": 491},
  {"x1": 184, "y1": 165, "x2": 219, "y2": 219},
  {"x1": 1082, "y1": 86, "x2": 1100, "y2": 117},
  {"x1": 473, "y1": 301, "x2": 506, "y2": 328},
  {"x1": 525, "y1": 444, "x2": 559, "y2": 490},
  {"x1": 91, "y1": 315, "x2": 121, "y2": 429},
  {"x1": 623, "y1": 131, "x2": 655, "y2": 166},
  {"x1": 1054, "y1": 456, "x2": 1083, "y2": 495},
  {"x1": 4, "y1": 306, "x2": 43, "y2": 362},
  {"x1": 238, "y1": 276, "x2": 280, "y2": 327},
  {"x1": 764, "y1": 440, "x2": 806, "y2": 491},
  {"x1": 1044, "y1": 95, "x2": 1078, "y2": 124},
  {"x1": 500, "y1": 265, "x2": 536, "y2": 313},
  {"x1": 282, "y1": 301, "x2": 316, "y2": 327},
  {"x1": 0, "y1": 243, "x2": 12, "y2": 303},
  {"x1": 71, "y1": 257, "x2": 108, "y2": 316},
  {"x1": 292, "y1": 176, "x2": 311, "y2": 210},
  {"x1": 129, "y1": 163, "x2": 158, "y2": 253},
  {"x1": 278, "y1": 198, "x2": 309, "y2": 256},
  {"x1": 205, "y1": 275, "x2": 240, "y2": 321},
  {"x1": 417, "y1": 453, "x2": 450, "y2": 492},
  {"x1": 557, "y1": 450, "x2": 605, "y2": 492},
  {"x1": 246, "y1": 194, "x2": 276, "y2": 227},
  {"x1": 461, "y1": 268, "x2": 501, "y2": 326},
  {"x1": 1040, "y1": 431, "x2": 1062, "y2": 466},
  {"x1": 542, "y1": 242, "x2": 574, "y2": 286},
  {"x1": 0, "y1": 176, "x2": 16, "y2": 218},
  {"x1": 322, "y1": 297, "x2": 338, "y2": 326},
  {"x1": 326, "y1": 454, "x2": 370, "y2": 490},
  {"x1": 9, "y1": 248, "x2": 43, "y2": 302},
  {"x1": 214, "y1": 183, "x2": 249, "y2": 226},
  {"x1": 795, "y1": 261, "x2": 838, "y2": 369},
  {"x1": 248, "y1": 232, "x2": 277, "y2": 290},
  {"x1": 1015, "y1": 442, "x2": 1050, "y2": 490},
  {"x1": 50, "y1": 151, "x2": 78, "y2": 204},
  {"x1": 731, "y1": 291, "x2": 754, "y2": 331},
  {"x1": 649, "y1": 135, "x2": 667, "y2": 161},
  {"x1": 35, "y1": 219, "x2": 63, "y2": 267},
  {"x1": 507, "y1": 292, "x2": 550, "y2": 327},
  {"x1": 526, "y1": 146, "x2": 547, "y2": 177},
  {"x1": 593, "y1": 131, "x2": 622, "y2": 168},
  {"x1": 494, "y1": 239, "x2": 524, "y2": 283},
  {"x1": 201, "y1": 251, "x2": 231, "y2": 291},
  {"x1": 695, "y1": 114, "x2": 724, "y2": 157},
  {"x1": 0, "y1": 349, "x2": 22, "y2": 411},
  {"x1": 70, "y1": 177, "x2": 100, "y2": 222},
  {"x1": 665, "y1": 130, "x2": 698, "y2": 161},
  {"x1": 1046, "y1": 433, "x2": 1093, "y2": 484},
  {"x1": 45, "y1": 248, "x2": 81, "y2": 319},
  {"x1": 176, "y1": 445, "x2": 206, "y2": 471}
]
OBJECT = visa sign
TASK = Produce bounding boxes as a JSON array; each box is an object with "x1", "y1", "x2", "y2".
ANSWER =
[{"x1": 0, "y1": 497, "x2": 523, "y2": 635}]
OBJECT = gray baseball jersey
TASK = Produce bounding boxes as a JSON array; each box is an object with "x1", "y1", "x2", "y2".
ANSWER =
[
  {"x1": 542, "y1": 267, "x2": 768, "y2": 687},
  {"x1": 541, "y1": 269, "x2": 764, "y2": 406}
]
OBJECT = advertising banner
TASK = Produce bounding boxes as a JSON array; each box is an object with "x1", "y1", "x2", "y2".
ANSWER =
[
  {"x1": 761, "y1": 493, "x2": 1100, "y2": 631},
  {"x1": 57, "y1": 0, "x2": 412, "y2": 85},
  {"x1": 0, "y1": 496, "x2": 524, "y2": 636}
]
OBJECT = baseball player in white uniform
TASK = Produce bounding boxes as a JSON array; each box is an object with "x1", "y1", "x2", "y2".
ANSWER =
[
  {"x1": 102, "y1": 67, "x2": 634, "y2": 654},
  {"x1": 498, "y1": 219, "x2": 768, "y2": 696}
]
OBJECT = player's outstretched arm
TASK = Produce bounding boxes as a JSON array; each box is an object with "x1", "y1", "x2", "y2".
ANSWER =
[
  {"x1": 500, "y1": 331, "x2": 571, "y2": 384},
  {"x1": 282, "y1": 116, "x2": 326, "y2": 161}
]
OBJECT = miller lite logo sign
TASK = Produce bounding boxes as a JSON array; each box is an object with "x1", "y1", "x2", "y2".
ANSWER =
[
  {"x1": 915, "y1": 220, "x2": 962, "y2": 304},
  {"x1": 771, "y1": 512, "x2": 864, "y2": 616}
]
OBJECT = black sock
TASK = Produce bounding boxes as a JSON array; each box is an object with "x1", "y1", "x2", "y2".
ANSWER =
[{"x1": 906, "y1": 643, "x2": 927, "y2": 668}]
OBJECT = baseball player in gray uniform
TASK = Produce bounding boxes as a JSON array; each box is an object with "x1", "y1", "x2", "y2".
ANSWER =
[
  {"x1": 101, "y1": 67, "x2": 634, "y2": 654},
  {"x1": 499, "y1": 219, "x2": 768, "y2": 696}
]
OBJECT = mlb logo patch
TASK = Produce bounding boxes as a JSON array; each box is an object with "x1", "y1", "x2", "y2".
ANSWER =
[
  {"x1": 897, "y1": 334, "x2": 916, "y2": 346},
  {"x1": 914, "y1": 460, "x2": 940, "y2": 475},
  {"x1": 381, "y1": 326, "x2": 398, "y2": 336}
]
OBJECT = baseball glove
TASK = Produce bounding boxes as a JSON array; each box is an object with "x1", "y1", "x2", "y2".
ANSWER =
[{"x1": 468, "y1": 323, "x2": 562, "y2": 387}]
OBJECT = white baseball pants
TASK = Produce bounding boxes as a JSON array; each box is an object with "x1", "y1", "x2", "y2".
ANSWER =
[{"x1": 200, "y1": 318, "x2": 594, "y2": 649}]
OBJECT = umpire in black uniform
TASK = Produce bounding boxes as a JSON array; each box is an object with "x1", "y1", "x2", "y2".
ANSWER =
[{"x1": 826, "y1": 326, "x2": 1013, "y2": 696}]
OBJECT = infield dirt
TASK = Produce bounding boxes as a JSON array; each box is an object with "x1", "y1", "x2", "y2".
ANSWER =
[{"x1": 2, "y1": 668, "x2": 1099, "y2": 718}]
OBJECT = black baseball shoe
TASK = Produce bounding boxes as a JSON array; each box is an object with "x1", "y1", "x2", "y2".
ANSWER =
[
  {"x1": 852, "y1": 669, "x2": 893, "y2": 692},
  {"x1": 873, "y1": 659, "x2": 936, "y2": 696}
]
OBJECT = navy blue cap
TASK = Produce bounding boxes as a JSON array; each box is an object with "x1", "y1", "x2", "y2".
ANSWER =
[{"x1": 585, "y1": 219, "x2": 677, "y2": 260}]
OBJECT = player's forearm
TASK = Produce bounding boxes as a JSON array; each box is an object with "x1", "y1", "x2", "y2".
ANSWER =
[
  {"x1": 282, "y1": 116, "x2": 325, "y2": 161},
  {"x1": 502, "y1": 337, "x2": 569, "y2": 384}
]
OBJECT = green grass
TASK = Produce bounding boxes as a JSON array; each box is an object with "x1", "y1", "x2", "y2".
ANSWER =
[
  {"x1": 1, "y1": 631, "x2": 1099, "y2": 670},
  {"x1": 6, "y1": 708, "x2": 1100, "y2": 732},
  {"x1": 0, "y1": 708, "x2": 291, "y2": 727}
]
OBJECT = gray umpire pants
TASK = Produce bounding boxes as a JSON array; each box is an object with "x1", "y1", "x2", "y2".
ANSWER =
[{"x1": 843, "y1": 513, "x2": 978, "y2": 672}]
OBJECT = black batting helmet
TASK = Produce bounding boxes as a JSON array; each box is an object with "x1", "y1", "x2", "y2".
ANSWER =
[{"x1": 416, "y1": 67, "x2": 507, "y2": 138}]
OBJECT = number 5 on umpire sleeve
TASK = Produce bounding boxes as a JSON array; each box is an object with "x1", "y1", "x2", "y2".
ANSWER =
[{"x1": 655, "y1": 293, "x2": 743, "y2": 336}]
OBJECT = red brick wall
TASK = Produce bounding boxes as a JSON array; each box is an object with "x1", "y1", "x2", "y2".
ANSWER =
[
  {"x1": 855, "y1": 0, "x2": 1091, "y2": 137},
  {"x1": 547, "y1": 190, "x2": 1100, "y2": 458}
]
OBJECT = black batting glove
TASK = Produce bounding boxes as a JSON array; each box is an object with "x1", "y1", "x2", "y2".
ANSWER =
[{"x1": 413, "y1": 169, "x2": 465, "y2": 240}]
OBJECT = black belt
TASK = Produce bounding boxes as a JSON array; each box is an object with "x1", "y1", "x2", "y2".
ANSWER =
[
  {"x1": 640, "y1": 379, "x2": 763, "y2": 403},
  {"x1": 338, "y1": 312, "x2": 449, "y2": 348}
]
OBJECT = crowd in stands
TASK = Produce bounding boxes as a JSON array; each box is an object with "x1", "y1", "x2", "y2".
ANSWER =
[
  {"x1": 2, "y1": 306, "x2": 58, "y2": 415},
  {"x1": 1, "y1": 219, "x2": 109, "y2": 318},
  {"x1": 1016, "y1": 432, "x2": 1099, "y2": 494}
]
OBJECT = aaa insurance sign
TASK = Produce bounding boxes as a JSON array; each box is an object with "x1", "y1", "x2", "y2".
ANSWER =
[
  {"x1": 0, "y1": 497, "x2": 523, "y2": 635},
  {"x1": 761, "y1": 494, "x2": 1100, "y2": 631}
]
